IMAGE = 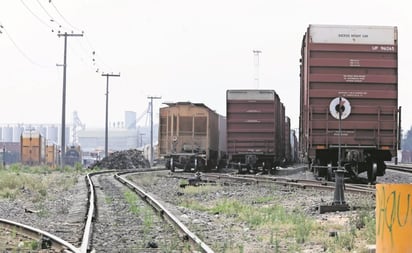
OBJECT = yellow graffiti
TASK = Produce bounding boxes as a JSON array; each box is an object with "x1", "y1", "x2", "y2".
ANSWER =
[{"x1": 376, "y1": 184, "x2": 412, "y2": 252}]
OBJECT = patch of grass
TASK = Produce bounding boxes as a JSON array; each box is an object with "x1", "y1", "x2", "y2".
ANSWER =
[
  {"x1": 182, "y1": 184, "x2": 222, "y2": 195},
  {"x1": 28, "y1": 240, "x2": 40, "y2": 250},
  {"x1": 0, "y1": 166, "x2": 80, "y2": 201},
  {"x1": 124, "y1": 190, "x2": 141, "y2": 215},
  {"x1": 105, "y1": 196, "x2": 113, "y2": 204},
  {"x1": 182, "y1": 197, "x2": 316, "y2": 249}
]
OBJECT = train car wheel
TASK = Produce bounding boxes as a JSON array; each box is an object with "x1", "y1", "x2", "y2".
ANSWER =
[
  {"x1": 367, "y1": 163, "x2": 377, "y2": 184},
  {"x1": 170, "y1": 158, "x2": 175, "y2": 172},
  {"x1": 269, "y1": 166, "x2": 276, "y2": 175},
  {"x1": 326, "y1": 165, "x2": 334, "y2": 181},
  {"x1": 313, "y1": 166, "x2": 320, "y2": 178}
]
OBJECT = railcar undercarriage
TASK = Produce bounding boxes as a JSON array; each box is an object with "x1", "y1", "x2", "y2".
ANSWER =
[
  {"x1": 310, "y1": 148, "x2": 389, "y2": 184},
  {"x1": 165, "y1": 152, "x2": 221, "y2": 172},
  {"x1": 229, "y1": 153, "x2": 282, "y2": 174}
]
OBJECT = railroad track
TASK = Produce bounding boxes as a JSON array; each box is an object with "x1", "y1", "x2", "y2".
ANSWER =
[
  {"x1": 84, "y1": 169, "x2": 214, "y2": 252},
  {"x1": 386, "y1": 163, "x2": 412, "y2": 173},
  {"x1": 115, "y1": 170, "x2": 214, "y2": 253},
  {"x1": 0, "y1": 218, "x2": 78, "y2": 252},
  {"x1": 1, "y1": 168, "x2": 215, "y2": 252},
  {"x1": 170, "y1": 171, "x2": 376, "y2": 194}
]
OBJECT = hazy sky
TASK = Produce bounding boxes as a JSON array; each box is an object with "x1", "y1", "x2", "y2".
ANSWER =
[{"x1": 0, "y1": 0, "x2": 410, "y2": 132}]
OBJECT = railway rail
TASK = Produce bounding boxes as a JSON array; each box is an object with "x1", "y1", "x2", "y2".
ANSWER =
[
  {"x1": 5, "y1": 163, "x2": 408, "y2": 252},
  {"x1": 386, "y1": 163, "x2": 412, "y2": 173},
  {"x1": 115, "y1": 169, "x2": 214, "y2": 253},
  {"x1": 170, "y1": 171, "x2": 376, "y2": 194},
  {"x1": 0, "y1": 218, "x2": 78, "y2": 252},
  {"x1": 1, "y1": 168, "x2": 215, "y2": 252}
]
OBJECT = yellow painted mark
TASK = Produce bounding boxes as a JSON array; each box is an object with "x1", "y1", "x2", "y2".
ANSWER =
[{"x1": 376, "y1": 184, "x2": 412, "y2": 253}]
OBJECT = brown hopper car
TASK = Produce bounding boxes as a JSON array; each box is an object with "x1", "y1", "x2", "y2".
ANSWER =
[
  {"x1": 158, "y1": 102, "x2": 223, "y2": 171},
  {"x1": 299, "y1": 25, "x2": 401, "y2": 183}
]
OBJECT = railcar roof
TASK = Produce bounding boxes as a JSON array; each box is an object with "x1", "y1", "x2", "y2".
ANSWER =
[{"x1": 162, "y1": 102, "x2": 214, "y2": 111}]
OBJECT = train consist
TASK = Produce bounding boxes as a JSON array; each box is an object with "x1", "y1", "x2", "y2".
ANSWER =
[
  {"x1": 226, "y1": 90, "x2": 291, "y2": 173},
  {"x1": 20, "y1": 130, "x2": 82, "y2": 167},
  {"x1": 158, "y1": 90, "x2": 296, "y2": 173},
  {"x1": 158, "y1": 102, "x2": 225, "y2": 171},
  {"x1": 299, "y1": 25, "x2": 400, "y2": 183}
]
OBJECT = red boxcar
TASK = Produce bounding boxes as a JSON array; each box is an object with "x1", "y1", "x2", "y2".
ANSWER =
[
  {"x1": 299, "y1": 25, "x2": 401, "y2": 183},
  {"x1": 226, "y1": 90, "x2": 286, "y2": 173}
]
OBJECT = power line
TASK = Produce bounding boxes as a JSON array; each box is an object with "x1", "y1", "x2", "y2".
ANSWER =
[
  {"x1": 20, "y1": 0, "x2": 55, "y2": 32},
  {"x1": 17, "y1": 0, "x2": 113, "y2": 76},
  {"x1": 85, "y1": 36, "x2": 114, "y2": 73},
  {"x1": 0, "y1": 23, "x2": 51, "y2": 68},
  {"x1": 49, "y1": 0, "x2": 82, "y2": 32},
  {"x1": 74, "y1": 36, "x2": 113, "y2": 74},
  {"x1": 36, "y1": 0, "x2": 65, "y2": 31}
]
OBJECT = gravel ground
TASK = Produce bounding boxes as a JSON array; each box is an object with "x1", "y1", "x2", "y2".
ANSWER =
[
  {"x1": 1, "y1": 165, "x2": 411, "y2": 252},
  {"x1": 91, "y1": 173, "x2": 187, "y2": 252},
  {"x1": 127, "y1": 169, "x2": 378, "y2": 253},
  {"x1": 0, "y1": 171, "x2": 87, "y2": 251}
]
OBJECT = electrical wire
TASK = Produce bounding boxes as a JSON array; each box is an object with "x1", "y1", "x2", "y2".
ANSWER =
[
  {"x1": 0, "y1": 22, "x2": 52, "y2": 68},
  {"x1": 49, "y1": 0, "x2": 81, "y2": 32},
  {"x1": 47, "y1": 0, "x2": 112, "y2": 73},
  {"x1": 84, "y1": 35, "x2": 114, "y2": 73},
  {"x1": 17, "y1": 0, "x2": 115, "y2": 74},
  {"x1": 20, "y1": 0, "x2": 56, "y2": 32},
  {"x1": 36, "y1": 0, "x2": 66, "y2": 31}
]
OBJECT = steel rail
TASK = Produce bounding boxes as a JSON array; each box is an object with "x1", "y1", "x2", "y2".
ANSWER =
[
  {"x1": 0, "y1": 218, "x2": 79, "y2": 253},
  {"x1": 114, "y1": 172, "x2": 215, "y2": 253},
  {"x1": 178, "y1": 172, "x2": 375, "y2": 194},
  {"x1": 386, "y1": 164, "x2": 412, "y2": 173},
  {"x1": 80, "y1": 170, "x2": 116, "y2": 253}
]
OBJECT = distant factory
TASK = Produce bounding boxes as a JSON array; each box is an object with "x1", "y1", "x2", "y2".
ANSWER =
[{"x1": 0, "y1": 110, "x2": 157, "y2": 164}]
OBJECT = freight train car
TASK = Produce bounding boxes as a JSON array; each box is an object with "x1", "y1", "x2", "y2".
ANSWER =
[
  {"x1": 21, "y1": 131, "x2": 45, "y2": 165},
  {"x1": 226, "y1": 90, "x2": 287, "y2": 174},
  {"x1": 0, "y1": 142, "x2": 20, "y2": 165},
  {"x1": 64, "y1": 145, "x2": 82, "y2": 167},
  {"x1": 158, "y1": 102, "x2": 223, "y2": 172},
  {"x1": 45, "y1": 142, "x2": 58, "y2": 167},
  {"x1": 299, "y1": 24, "x2": 401, "y2": 183}
]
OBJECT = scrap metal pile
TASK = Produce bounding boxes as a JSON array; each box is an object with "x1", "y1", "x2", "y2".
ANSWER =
[{"x1": 90, "y1": 149, "x2": 150, "y2": 170}]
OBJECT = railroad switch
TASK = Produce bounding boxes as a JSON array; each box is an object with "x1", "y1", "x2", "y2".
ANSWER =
[
  {"x1": 188, "y1": 172, "x2": 202, "y2": 186},
  {"x1": 319, "y1": 169, "x2": 350, "y2": 214}
]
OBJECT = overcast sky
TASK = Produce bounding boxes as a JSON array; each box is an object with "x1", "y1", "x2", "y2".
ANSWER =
[{"x1": 0, "y1": 0, "x2": 410, "y2": 132}]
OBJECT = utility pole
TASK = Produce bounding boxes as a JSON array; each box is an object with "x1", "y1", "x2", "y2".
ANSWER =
[
  {"x1": 58, "y1": 32, "x2": 83, "y2": 168},
  {"x1": 140, "y1": 133, "x2": 145, "y2": 147},
  {"x1": 253, "y1": 50, "x2": 262, "y2": 89},
  {"x1": 147, "y1": 96, "x2": 161, "y2": 166},
  {"x1": 102, "y1": 73, "x2": 120, "y2": 158},
  {"x1": 2, "y1": 145, "x2": 5, "y2": 168}
]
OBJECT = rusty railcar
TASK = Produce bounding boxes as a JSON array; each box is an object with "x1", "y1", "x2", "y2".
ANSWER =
[
  {"x1": 299, "y1": 25, "x2": 401, "y2": 183},
  {"x1": 158, "y1": 102, "x2": 222, "y2": 172},
  {"x1": 45, "y1": 142, "x2": 58, "y2": 168},
  {"x1": 226, "y1": 90, "x2": 286, "y2": 173},
  {"x1": 21, "y1": 131, "x2": 45, "y2": 165}
]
